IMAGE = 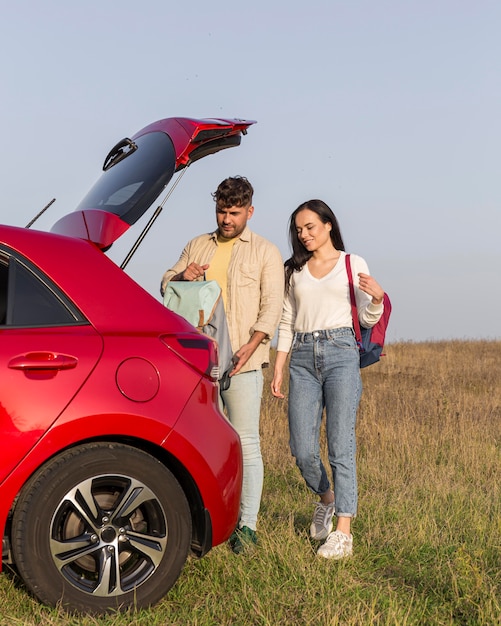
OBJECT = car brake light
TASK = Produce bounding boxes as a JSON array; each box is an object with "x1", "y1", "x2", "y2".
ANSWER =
[{"x1": 161, "y1": 333, "x2": 220, "y2": 381}]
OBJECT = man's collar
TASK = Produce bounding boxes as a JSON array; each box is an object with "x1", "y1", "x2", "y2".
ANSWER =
[{"x1": 210, "y1": 225, "x2": 252, "y2": 242}]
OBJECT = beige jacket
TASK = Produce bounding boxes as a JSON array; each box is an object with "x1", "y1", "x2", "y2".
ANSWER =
[{"x1": 161, "y1": 226, "x2": 284, "y2": 373}]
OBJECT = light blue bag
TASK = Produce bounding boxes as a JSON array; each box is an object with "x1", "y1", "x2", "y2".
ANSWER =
[{"x1": 163, "y1": 280, "x2": 233, "y2": 388}]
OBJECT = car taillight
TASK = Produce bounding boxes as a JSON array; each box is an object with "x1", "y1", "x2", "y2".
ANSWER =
[{"x1": 161, "y1": 333, "x2": 220, "y2": 381}]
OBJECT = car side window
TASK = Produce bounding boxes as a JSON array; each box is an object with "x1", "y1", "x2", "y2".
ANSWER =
[
  {"x1": 0, "y1": 258, "x2": 8, "y2": 325},
  {"x1": 0, "y1": 253, "x2": 84, "y2": 327}
]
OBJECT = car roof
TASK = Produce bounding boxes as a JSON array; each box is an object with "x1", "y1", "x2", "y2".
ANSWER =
[{"x1": 50, "y1": 117, "x2": 255, "y2": 249}]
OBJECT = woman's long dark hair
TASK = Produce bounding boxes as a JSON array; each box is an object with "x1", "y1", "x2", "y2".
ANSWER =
[{"x1": 284, "y1": 199, "x2": 345, "y2": 291}]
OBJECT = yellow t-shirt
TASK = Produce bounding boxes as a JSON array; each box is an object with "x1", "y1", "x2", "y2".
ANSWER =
[{"x1": 205, "y1": 235, "x2": 236, "y2": 310}]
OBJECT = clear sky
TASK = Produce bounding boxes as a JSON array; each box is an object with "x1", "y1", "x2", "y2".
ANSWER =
[{"x1": 1, "y1": 0, "x2": 500, "y2": 342}]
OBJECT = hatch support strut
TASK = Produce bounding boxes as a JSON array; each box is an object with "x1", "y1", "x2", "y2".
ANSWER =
[{"x1": 120, "y1": 167, "x2": 189, "y2": 270}]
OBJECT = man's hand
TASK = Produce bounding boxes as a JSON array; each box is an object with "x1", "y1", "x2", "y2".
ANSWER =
[
  {"x1": 229, "y1": 331, "x2": 267, "y2": 376},
  {"x1": 173, "y1": 263, "x2": 209, "y2": 281}
]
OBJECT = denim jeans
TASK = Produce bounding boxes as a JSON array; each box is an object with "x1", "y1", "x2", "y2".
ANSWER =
[
  {"x1": 288, "y1": 327, "x2": 362, "y2": 517},
  {"x1": 221, "y1": 369, "x2": 264, "y2": 531}
]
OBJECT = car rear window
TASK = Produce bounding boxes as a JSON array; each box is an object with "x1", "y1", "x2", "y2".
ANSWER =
[{"x1": 74, "y1": 132, "x2": 176, "y2": 226}]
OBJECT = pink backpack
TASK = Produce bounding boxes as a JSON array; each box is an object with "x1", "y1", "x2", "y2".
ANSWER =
[{"x1": 345, "y1": 254, "x2": 392, "y2": 368}]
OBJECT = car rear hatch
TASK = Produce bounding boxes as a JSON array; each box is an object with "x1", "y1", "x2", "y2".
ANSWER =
[{"x1": 50, "y1": 117, "x2": 255, "y2": 249}]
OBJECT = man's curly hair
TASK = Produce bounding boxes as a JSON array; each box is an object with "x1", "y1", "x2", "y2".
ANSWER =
[{"x1": 212, "y1": 176, "x2": 254, "y2": 208}]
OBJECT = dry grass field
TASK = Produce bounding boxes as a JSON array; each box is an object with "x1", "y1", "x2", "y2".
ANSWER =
[{"x1": 1, "y1": 341, "x2": 500, "y2": 625}]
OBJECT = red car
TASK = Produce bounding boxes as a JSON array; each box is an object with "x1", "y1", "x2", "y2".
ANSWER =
[{"x1": 0, "y1": 117, "x2": 254, "y2": 614}]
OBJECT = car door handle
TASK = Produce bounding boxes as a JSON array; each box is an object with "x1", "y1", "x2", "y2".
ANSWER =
[{"x1": 8, "y1": 352, "x2": 79, "y2": 371}]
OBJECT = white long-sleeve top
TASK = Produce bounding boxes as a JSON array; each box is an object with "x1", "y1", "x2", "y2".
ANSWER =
[{"x1": 276, "y1": 251, "x2": 384, "y2": 353}]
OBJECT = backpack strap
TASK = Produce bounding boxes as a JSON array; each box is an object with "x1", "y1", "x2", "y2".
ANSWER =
[{"x1": 345, "y1": 254, "x2": 363, "y2": 347}]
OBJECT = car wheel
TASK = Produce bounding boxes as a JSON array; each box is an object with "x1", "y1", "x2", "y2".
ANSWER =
[{"x1": 11, "y1": 442, "x2": 191, "y2": 614}]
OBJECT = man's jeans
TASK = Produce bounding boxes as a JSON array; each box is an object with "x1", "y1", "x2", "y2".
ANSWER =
[
  {"x1": 221, "y1": 369, "x2": 264, "y2": 531},
  {"x1": 288, "y1": 327, "x2": 362, "y2": 517}
]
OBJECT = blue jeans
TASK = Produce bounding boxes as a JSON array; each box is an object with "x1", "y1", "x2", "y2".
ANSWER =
[
  {"x1": 288, "y1": 327, "x2": 362, "y2": 517},
  {"x1": 221, "y1": 369, "x2": 264, "y2": 531}
]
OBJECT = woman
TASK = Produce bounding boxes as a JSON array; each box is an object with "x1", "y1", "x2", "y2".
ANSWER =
[{"x1": 271, "y1": 199, "x2": 385, "y2": 559}]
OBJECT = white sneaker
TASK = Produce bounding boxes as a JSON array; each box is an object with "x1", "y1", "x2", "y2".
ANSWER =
[
  {"x1": 310, "y1": 501, "x2": 335, "y2": 540},
  {"x1": 317, "y1": 530, "x2": 353, "y2": 560}
]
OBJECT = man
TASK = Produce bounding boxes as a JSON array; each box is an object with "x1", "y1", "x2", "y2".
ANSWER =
[{"x1": 161, "y1": 176, "x2": 284, "y2": 553}]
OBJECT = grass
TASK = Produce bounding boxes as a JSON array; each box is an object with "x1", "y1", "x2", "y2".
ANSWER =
[{"x1": 1, "y1": 341, "x2": 500, "y2": 625}]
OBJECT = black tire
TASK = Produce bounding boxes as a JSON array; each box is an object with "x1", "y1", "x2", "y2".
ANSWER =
[{"x1": 11, "y1": 442, "x2": 191, "y2": 614}]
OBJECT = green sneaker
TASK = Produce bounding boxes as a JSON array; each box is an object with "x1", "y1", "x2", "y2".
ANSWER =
[{"x1": 229, "y1": 526, "x2": 257, "y2": 554}]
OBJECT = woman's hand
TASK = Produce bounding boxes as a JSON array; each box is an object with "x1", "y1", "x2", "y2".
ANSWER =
[
  {"x1": 271, "y1": 371, "x2": 285, "y2": 398},
  {"x1": 358, "y1": 273, "x2": 385, "y2": 305},
  {"x1": 271, "y1": 350, "x2": 288, "y2": 399}
]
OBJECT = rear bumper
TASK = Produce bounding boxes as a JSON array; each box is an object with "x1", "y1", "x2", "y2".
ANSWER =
[{"x1": 163, "y1": 379, "x2": 243, "y2": 547}]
